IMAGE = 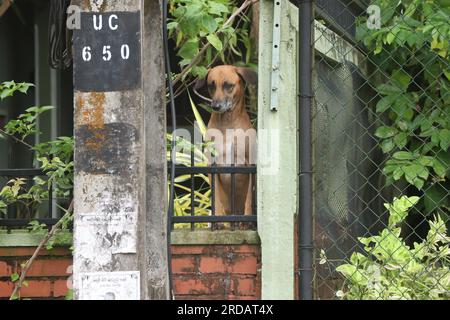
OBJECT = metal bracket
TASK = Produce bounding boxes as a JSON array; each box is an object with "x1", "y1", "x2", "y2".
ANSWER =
[{"x1": 270, "y1": 0, "x2": 282, "y2": 111}]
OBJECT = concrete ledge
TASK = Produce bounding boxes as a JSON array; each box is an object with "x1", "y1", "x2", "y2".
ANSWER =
[
  {"x1": 171, "y1": 230, "x2": 260, "y2": 245},
  {"x1": 0, "y1": 230, "x2": 260, "y2": 247},
  {"x1": 0, "y1": 230, "x2": 73, "y2": 247}
]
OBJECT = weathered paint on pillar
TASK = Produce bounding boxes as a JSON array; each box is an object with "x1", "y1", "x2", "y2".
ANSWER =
[
  {"x1": 257, "y1": 0, "x2": 298, "y2": 299},
  {"x1": 72, "y1": 0, "x2": 168, "y2": 300}
]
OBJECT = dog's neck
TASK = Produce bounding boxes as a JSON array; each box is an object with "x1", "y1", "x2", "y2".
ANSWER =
[{"x1": 210, "y1": 96, "x2": 250, "y2": 129}]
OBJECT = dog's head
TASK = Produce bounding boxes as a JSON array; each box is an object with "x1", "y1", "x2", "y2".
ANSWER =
[{"x1": 195, "y1": 65, "x2": 257, "y2": 113}]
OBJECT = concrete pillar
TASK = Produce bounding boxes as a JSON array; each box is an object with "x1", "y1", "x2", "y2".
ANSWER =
[{"x1": 72, "y1": 0, "x2": 168, "y2": 300}]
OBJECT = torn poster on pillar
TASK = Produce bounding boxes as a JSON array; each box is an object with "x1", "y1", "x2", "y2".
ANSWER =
[
  {"x1": 76, "y1": 212, "x2": 137, "y2": 255},
  {"x1": 79, "y1": 271, "x2": 140, "y2": 300}
]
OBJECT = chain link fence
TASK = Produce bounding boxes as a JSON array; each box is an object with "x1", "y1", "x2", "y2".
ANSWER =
[{"x1": 311, "y1": 0, "x2": 450, "y2": 299}]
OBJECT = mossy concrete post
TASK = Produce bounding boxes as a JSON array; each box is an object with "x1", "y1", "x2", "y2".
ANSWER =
[
  {"x1": 258, "y1": 0, "x2": 298, "y2": 299},
  {"x1": 72, "y1": 0, "x2": 168, "y2": 300}
]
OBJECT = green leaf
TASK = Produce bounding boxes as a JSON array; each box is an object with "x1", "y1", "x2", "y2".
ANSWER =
[
  {"x1": 386, "y1": 31, "x2": 396, "y2": 45},
  {"x1": 11, "y1": 273, "x2": 19, "y2": 282},
  {"x1": 208, "y1": 2, "x2": 229, "y2": 15},
  {"x1": 391, "y1": 69, "x2": 411, "y2": 92},
  {"x1": 393, "y1": 151, "x2": 416, "y2": 160},
  {"x1": 188, "y1": 92, "x2": 207, "y2": 137},
  {"x1": 386, "y1": 196, "x2": 420, "y2": 226},
  {"x1": 444, "y1": 69, "x2": 450, "y2": 81},
  {"x1": 394, "y1": 132, "x2": 408, "y2": 149},
  {"x1": 375, "y1": 126, "x2": 397, "y2": 139},
  {"x1": 65, "y1": 289, "x2": 74, "y2": 300},
  {"x1": 376, "y1": 95, "x2": 396, "y2": 113},
  {"x1": 439, "y1": 129, "x2": 450, "y2": 151},
  {"x1": 202, "y1": 15, "x2": 218, "y2": 33},
  {"x1": 377, "y1": 83, "x2": 403, "y2": 95},
  {"x1": 381, "y1": 138, "x2": 395, "y2": 153},
  {"x1": 433, "y1": 158, "x2": 447, "y2": 178},
  {"x1": 178, "y1": 40, "x2": 199, "y2": 60},
  {"x1": 206, "y1": 34, "x2": 223, "y2": 51}
]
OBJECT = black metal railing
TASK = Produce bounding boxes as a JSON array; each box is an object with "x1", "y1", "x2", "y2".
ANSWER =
[{"x1": 170, "y1": 164, "x2": 257, "y2": 230}]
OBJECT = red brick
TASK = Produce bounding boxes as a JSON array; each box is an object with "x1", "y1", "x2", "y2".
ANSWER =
[
  {"x1": 227, "y1": 295, "x2": 258, "y2": 300},
  {"x1": 229, "y1": 255, "x2": 258, "y2": 274},
  {"x1": 25, "y1": 259, "x2": 72, "y2": 277},
  {"x1": 174, "y1": 279, "x2": 211, "y2": 295},
  {"x1": 0, "y1": 261, "x2": 13, "y2": 277},
  {"x1": 0, "y1": 281, "x2": 14, "y2": 298},
  {"x1": 171, "y1": 245, "x2": 204, "y2": 255},
  {"x1": 175, "y1": 294, "x2": 226, "y2": 300},
  {"x1": 174, "y1": 276, "x2": 227, "y2": 296},
  {"x1": 53, "y1": 279, "x2": 70, "y2": 297},
  {"x1": 199, "y1": 257, "x2": 226, "y2": 273},
  {"x1": 172, "y1": 256, "x2": 196, "y2": 274},
  {"x1": 229, "y1": 245, "x2": 260, "y2": 254},
  {"x1": 234, "y1": 278, "x2": 255, "y2": 296},
  {"x1": 19, "y1": 280, "x2": 52, "y2": 298}
]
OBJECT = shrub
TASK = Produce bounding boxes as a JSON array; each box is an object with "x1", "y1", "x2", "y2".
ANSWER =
[{"x1": 335, "y1": 196, "x2": 450, "y2": 300}]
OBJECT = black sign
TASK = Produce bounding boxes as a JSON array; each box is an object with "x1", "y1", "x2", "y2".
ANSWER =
[{"x1": 73, "y1": 11, "x2": 141, "y2": 92}]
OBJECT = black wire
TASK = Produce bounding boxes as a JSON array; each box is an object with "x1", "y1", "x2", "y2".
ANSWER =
[
  {"x1": 163, "y1": 0, "x2": 176, "y2": 300},
  {"x1": 48, "y1": 0, "x2": 72, "y2": 69}
]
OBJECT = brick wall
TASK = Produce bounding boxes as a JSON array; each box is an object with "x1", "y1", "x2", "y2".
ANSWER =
[
  {"x1": 0, "y1": 247, "x2": 72, "y2": 299},
  {"x1": 173, "y1": 244, "x2": 261, "y2": 300},
  {"x1": 0, "y1": 230, "x2": 261, "y2": 300}
]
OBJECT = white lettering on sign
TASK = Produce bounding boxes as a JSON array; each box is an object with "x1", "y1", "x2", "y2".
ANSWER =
[
  {"x1": 81, "y1": 15, "x2": 131, "y2": 62},
  {"x1": 93, "y1": 15, "x2": 102, "y2": 30},
  {"x1": 73, "y1": 11, "x2": 141, "y2": 91},
  {"x1": 109, "y1": 14, "x2": 119, "y2": 30},
  {"x1": 121, "y1": 44, "x2": 130, "y2": 60},
  {"x1": 82, "y1": 46, "x2": 92, "y2": 62},
  {"x1": 92, "y1": 14, "x2": 120, "y2": 31},
  {"x1": 103, "y1": 45, "x2": 112, "y2": 61}
]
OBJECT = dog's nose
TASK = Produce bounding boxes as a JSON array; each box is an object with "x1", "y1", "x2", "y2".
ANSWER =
[{"x1": 211, "y1": 101, "x2": 222, "y2": 112}]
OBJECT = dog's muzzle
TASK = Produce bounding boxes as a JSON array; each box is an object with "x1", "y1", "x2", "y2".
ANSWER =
[{"x1": 211, "y1": 100, "x2": 232, "y2": 113}]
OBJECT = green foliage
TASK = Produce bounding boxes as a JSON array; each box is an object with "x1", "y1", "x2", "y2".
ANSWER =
[
  {"x1": 0, "y1": 81, "x2": 33, "y2": 100},
  {"x1": 0, "y1": 84, "x2": 73, "y2": 222},
  {"x1": 333, "y1": 196, "x2": 450, "y2": 300},
  {"x1": 65, "y1": 289, "x2": 74, "y2": 300},
  {"x1": 357, "y1": 0, "x2": 450, "y2": 214},
  {"x1": 4, "y1": 106, "x2": 54, "y2": 140},
  {"x1": 169, "y1": 0, "x2": 254, "y2": 80},
  {"x1": 168, "y1": 93, "x2": 213, "y2": 229}
]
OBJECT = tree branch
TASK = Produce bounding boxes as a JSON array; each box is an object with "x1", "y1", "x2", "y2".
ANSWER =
[
  {"x1": 0, "y1": 128, "x2": 34, "y2": 150},
  {"x1": 172, "y1": 0, "x2": 258, "y2": 87}
]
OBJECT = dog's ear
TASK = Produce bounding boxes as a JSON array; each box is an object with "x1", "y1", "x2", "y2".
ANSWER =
[
  {"x1": 235, "y1": 67, "x2": 258, "y2": 88},
  {"x1": 194, "y1": 71, "x2": 210, "y2": 92},
  {"x1": 193, "y1": 71, "x2": 212, "y2": 102}
]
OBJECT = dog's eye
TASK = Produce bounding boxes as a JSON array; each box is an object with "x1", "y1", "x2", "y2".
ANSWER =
[
  {"x1": 223, "y1": 82, "x2": 234, "y2": 91},
  {"x1": 208, "y1": 81, "x2": 216, "y2": 92}
]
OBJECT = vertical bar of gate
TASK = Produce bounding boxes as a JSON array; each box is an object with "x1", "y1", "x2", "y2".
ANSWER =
[
  {"x1": 190, "y1": 134, "x2": 195, "y2": 230},
  {"x1": 211, "y1": 163, "x2": 216, "y2": 230},
  {"x1": 231, "y1": 164, "x2": 236, "y2": 230},
  {"x1": 298, "y1": 0, "x2": 314, "y2": 300}
]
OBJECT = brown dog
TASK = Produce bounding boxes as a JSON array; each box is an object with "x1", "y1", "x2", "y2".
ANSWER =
[{"x1": 195, "y1": 65, "x2": 257, "y2": 218}]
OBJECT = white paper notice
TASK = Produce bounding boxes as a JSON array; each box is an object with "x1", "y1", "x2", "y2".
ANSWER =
[
  {"x1": 77, "y1": 212, "x2": 137, "y2": 254},
  {"x1": 79, "y1": 271, "x2": 140, "y2": 300}
]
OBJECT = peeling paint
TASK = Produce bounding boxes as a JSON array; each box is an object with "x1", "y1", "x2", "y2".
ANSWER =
[
  {"x1": 75, "y1": 123, "x2": 139, "y2": 175},
  {"x1": 83, "y1": 92, "x2": 105, "y2": 129}
]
